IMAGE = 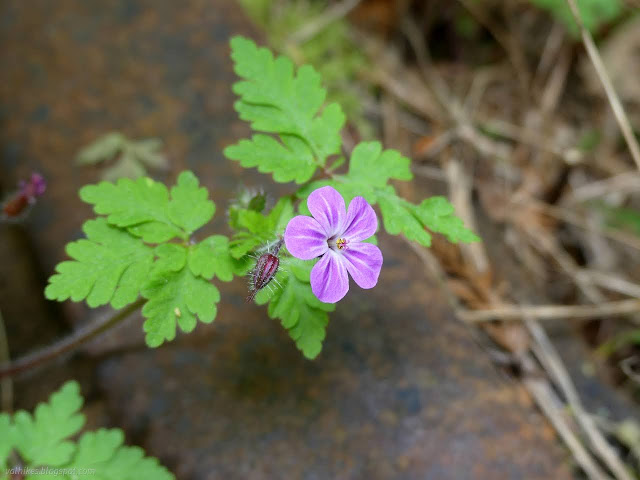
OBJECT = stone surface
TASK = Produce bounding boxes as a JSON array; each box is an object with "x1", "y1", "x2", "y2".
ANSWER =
[{"x1": 0, "y1": 1, "x2": 572, "y2": 478}]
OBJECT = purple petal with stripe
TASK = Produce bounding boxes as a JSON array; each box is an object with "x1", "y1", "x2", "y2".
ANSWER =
[
  {"x1": 307, "y1": 186, "x2": 346, "y2": 237},
  {"x1": 341, "y1": 242, "x2": 383, "y2": 289},
  {"x1": 311, "y1": 250, "x2": 349, "y2": 303},
  {"x1": 284, "y1": 215, "x2": 328, "y2": 260},
  {"x1": 342, "y1": 196, "x2": 377, "y2": 242}
]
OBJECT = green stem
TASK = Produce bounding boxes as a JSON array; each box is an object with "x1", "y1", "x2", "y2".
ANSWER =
[{"x1": 0, "y1": 298, "x2": 144, "y2": 380}]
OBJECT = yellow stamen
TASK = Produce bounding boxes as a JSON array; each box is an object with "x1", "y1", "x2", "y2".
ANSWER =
[{"x1": 336, "y1": 238, "x2": 347, "y2": 250}]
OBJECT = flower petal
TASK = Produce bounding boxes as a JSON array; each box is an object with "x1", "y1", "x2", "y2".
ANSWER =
[
  {"x1": 311, "y1": 250, "x2": 349, "y2": 303},
  {"x1": 307, "y1": 186, "x2": 346, "y2": 237},
  {"x1": 341, "y1": 242, "x2": 383, "y2": 289},
  {"x1": 342, "y1": 196, "x2": 377, "y2": 242},
  {"x1": 284, "y1": 215, "x2": 328, "y2": 260}
]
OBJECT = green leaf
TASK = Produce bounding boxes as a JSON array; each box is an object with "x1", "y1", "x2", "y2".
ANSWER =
[
  {"x1": 256, "y1": 259, "x2": 334, "y2": 359},
  {"x1": 226, "y1": 36, "x2": 345, "y2": 182},
  {"x1": 347, "y1": 141, "x2": 412, "y2": 188},
  {"x1": 229, "y1": 197, "x2": 294, "y2": 258},
  {"x1": 12, "y1": 381, "x2": 84, "y2": 467},
  {"x1": 224, "y1": 134, "x2": 317, "y2": 184},
  {"x1": 45, "y1": 218, "x2": 154, "y2": 308},
  {"x1": 0, "y1": 414, "x2": 13, "y2": 471},
  {"x1": 414, "y1": 197, "x2": 481, "y2": 243},
  {"x1": 80, "y1": 177, "x2": 183, "y2": 243},
  {"x1": 67, "y1": 429, "x2": 174, "y2": 480},
  {"x1": 377, "y1": 188, "x2": 433, "y2": 246},
  {"x1": 188, "y1": 235, "x2": 236, "y2": 281},
  {"x1": 167, "y1": 171, "x2": 215, "y2": 234},
  {"x1": 141, "y1": 266, "x2": 220, "y2": 347},
  {"x1": 79, "y1": 171, "x2": 215, "y2": 243}
]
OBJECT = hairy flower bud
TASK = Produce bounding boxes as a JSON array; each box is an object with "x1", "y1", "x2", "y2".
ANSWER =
[{"x1": 246, "y1": 238, "x2": 283, "y2": 302}]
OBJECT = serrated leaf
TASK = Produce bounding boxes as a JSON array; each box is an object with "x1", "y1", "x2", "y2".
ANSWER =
[
  {"x1": 45, "y1": 218, "x2": 154, "y2": 308},
  {"x1": 347, "y1": 141, "x2": 412, "y2": 188},
  {"x1": 67, "y1": 429, "x2": 174, "y2": 480},
  {"x1": 80, "y1": 177, "x2": 184, "y2": 243},
  {"x1": 377, "y1": 189, "x2": 432, "y2": 247},
  {"x1": 224, "y1": 134, "x2": 316, "y2": 184},
  {"x1": 141, "y1": 267, "x2": 220, "y2": 347},
  {"x1": 167, "y1": 171, "x2": 215, "y2": 234},
  {"x1": 12, "y1": 381, "x2": 84, "y2": 467},
  {"x1": 227, "y1": 36, "x2": 345, "y2": 182},
  {"x1": 256, "y1": 260, "x2": 334, "y2": 359},
  {"x1": 188, "y1": 235, "x2": 236, "y2": 281},
  {"x1": 413, "y1": 197, "x2": 481, "y2": 243}
]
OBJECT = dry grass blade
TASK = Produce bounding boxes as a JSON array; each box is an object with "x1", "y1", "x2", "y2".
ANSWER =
[
  {"x1": 460, "y1": 299, "x2": 640, "y2": 323},
  {"x1": 524, "y1": 374, "x2": 611, "y2": 480},
  {"x1": 526, "y1": 319, "x2": 634, "y2": 480},
  {"x1": 565, "y1": 0, "x2": 640, "y2": 171}
]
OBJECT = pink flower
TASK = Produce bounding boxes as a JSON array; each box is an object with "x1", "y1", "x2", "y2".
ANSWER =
[{"x1": 284, "y1": 186, "x2": 383, "y2": 303}]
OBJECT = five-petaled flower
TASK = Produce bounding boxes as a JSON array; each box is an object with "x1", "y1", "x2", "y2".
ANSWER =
[{"x1": 284, "y1": 186, "x2": 383, "y2": 303}]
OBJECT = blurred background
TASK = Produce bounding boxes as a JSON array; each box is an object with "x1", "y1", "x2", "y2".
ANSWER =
[{"x1": 1, "y1": 0, "x2": 640, "y2": 478}]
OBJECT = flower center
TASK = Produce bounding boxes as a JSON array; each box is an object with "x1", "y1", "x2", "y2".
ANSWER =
[{"x1": 328, "y1": 236, "x2": 348, "y2": 251}]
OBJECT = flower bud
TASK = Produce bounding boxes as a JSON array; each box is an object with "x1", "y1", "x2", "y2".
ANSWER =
[
  {"x1": 2, "y1": 173, "x2": 46, "y2": 219},
  {"x1": 246, "y1": 252, "x2": 280, "y2": 302}
]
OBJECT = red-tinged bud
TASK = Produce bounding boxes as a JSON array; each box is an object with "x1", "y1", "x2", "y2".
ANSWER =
[
  {"x1": 3, "y1": 194, "x2": 29, "y2": 217},
  {"x1": 246, "y1": 238, "x2": 283, "y2": 302},
  {"x1": 246, "y1": 252, "x2": 280, "y2": 303},
  {"x1": 2, "y1": 173, "x2": 47, "y2": 219}
]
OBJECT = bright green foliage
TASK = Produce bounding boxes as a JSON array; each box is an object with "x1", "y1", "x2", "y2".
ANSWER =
[
  {"x1": 76, "y1": 132, "x2": 168, "y2": 181},
  {"x1": 229, "y1": 197, "x2": 294, "y2": 258},
  {"x1": 141, "y1": 249, "x2": 220, "y2": 347},
  {"x1": 80, "y1": 172, "x2": 214, "y2": 243},
  {"x1": 298, "y1": 142, "x2": 479, "y2": 246},
  {"x1": 238, "y1": 0, "x2": 371, "y2": 137},
  {"x1": 167, "y1": 171, "x2": 216, "y2": 234},
  {"x1": 413, "y1": 197, "x2": 480, "y2": 243},
  {"x1": 0, "y1": 381, "x2": 174, "y2": 480},
  {"x1": 529, "y1": 0, "x2": 622, "y2": 35},
  {"x1": 45, "y1": 218, "x2": 154, "y2": 308},
  {"x1": 224, "y1": 36, "x2": 345, "y2": 183},
  {"x1": 347, "y1": 142, "x2": 413, "y2": 189},
  {"x1": 188, "y1": 235, "x2": 237, "y2": 281},
  {"x1": 47, "y1": 171, "x2": 234, "y2": 348},
  {"x1": 11, "y1": 381, "x2": 84, "y2": 467},
  {"x1": 256, "y1": 259, "x2": 334, "y2": 359}
]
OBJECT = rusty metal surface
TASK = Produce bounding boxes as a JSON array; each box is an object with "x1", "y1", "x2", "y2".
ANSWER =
[{"x1": 1, "y1": 1, "x2": 572, "y2": 478}]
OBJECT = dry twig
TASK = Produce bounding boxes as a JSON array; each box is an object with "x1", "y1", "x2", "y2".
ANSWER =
[
  {"x1": 459, "y1": 299, "x2": 640, "y2": 323},
  {"x1": 565, "y1": 0, "x2": 640, "y2": 170}
]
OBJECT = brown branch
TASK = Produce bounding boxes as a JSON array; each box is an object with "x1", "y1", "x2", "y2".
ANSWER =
[{"x1": 0, "y1": 299, "x2": 144, "y2": 380}]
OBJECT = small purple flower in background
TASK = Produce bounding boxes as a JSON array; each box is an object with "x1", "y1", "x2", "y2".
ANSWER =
[
  {"x1": 285, "y1": 186, "x2": 383, "y2": 303},
  {"x1": 2, "y1": 173, "x2": 47, "y2": 218}
]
